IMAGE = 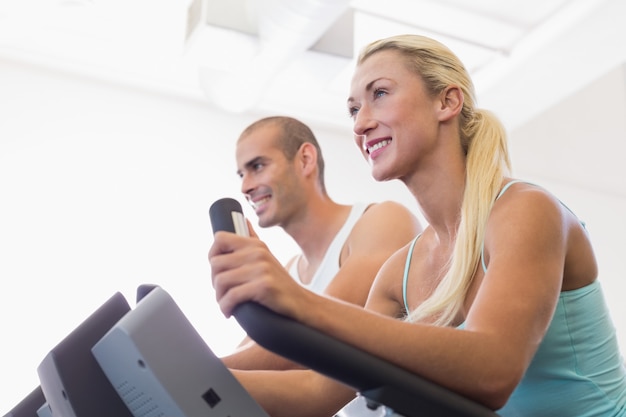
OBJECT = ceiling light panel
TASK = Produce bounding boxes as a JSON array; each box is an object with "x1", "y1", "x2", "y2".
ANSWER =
[
  {"x1": 352, "y1": 11, "x2": 499, "y2": 74},
  {"x1": 351, "y1": 0, "x2": 523, "y2": 53},
  {"x1": 438, "y1": 0, "x2": 576, "y2": 27}
]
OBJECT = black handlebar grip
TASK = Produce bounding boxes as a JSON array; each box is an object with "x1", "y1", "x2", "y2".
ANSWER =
[{"x1": 209, "y1": 197, "x2": 249, "y2": 236}]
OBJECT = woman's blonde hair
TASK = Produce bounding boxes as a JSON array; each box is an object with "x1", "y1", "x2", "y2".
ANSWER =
[{"x1": 357, "y1": 34, "x2": 512, "y2": 326}]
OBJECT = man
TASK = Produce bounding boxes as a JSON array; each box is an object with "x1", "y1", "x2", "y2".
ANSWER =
[{"x1": 222, "y1": 116, "x2": 422, "y2": 415}]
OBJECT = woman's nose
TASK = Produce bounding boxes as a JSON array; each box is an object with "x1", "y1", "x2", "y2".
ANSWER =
[{"x1": 352, "y1": 105, "x2": 375, "y2": 137}]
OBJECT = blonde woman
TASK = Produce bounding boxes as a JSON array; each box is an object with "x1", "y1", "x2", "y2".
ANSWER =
[{"x1": 209, "y1": 34, "x2": 626, "y2": 417}]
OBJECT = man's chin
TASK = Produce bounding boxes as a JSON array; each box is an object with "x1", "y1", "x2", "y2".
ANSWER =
[{"x1": 256, "y1": 216, "x2": 271, "y2": 229}]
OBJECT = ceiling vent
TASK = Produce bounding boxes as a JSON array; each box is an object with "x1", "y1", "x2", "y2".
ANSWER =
[{"x1": 188, "y1": 0, "x2": 352, "y2": 112}]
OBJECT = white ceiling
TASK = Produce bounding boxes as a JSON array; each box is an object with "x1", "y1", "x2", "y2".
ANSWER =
[{"x1": 0, "y1": 0, "x2": 624, "y2": 130}]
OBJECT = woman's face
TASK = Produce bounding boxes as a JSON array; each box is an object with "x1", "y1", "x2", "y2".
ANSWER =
[{"x1": 348, "y1": 49, "x2": 441, "y2": 183}]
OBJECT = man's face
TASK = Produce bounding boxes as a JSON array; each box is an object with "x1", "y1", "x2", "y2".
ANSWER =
[{"x1": 235, "y1": 125, "x2": 299, "y2": 228}]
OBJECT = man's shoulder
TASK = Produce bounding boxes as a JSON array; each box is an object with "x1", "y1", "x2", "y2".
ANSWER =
[
  {"x1": 359, "y1": 200, "x2": 414, "y2": 217},
  {"x1": 344, "y1": 200, "x2": 421, "y2": 254},
  {"x1": 350, "y1": 200, "x2": 418, "y2": 232}
]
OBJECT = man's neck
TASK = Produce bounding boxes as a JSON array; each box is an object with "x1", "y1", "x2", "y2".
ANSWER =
[{"x1": 285, "y1": 201, "x2": 352, "y2": 284}]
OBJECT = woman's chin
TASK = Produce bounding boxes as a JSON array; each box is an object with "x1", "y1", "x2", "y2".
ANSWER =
[{"x1": 370, "y1": 169, "x2": 395, "y2": 183}]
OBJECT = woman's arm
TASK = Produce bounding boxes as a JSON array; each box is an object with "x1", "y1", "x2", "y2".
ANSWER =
[
  {"x1": 209, "y1": 187, "x2": 570, "y2": 409},
  {"x1": 222, "y1": 202, "x2": 421, "y2": 371}
]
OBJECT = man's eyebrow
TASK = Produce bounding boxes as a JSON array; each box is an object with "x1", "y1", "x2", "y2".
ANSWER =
[{"x1": 237, "y1": 156, "x2": 265, "y2": 176}]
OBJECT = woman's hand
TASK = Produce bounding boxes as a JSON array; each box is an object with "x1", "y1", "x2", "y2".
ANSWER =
[{"x1": 209, "y1": 221, "x2": 306, "y2": 319}]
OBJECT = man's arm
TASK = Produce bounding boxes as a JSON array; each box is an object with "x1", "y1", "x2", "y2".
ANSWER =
[
  {"x1": 223, "y1": 337, "x2": 307, "y2": 370},
  {"x1": 323, "y1": 201, "x2": 422, "y2": 306}
]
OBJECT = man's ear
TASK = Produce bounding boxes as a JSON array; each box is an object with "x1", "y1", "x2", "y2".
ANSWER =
[
  {"x1": 437, "y1": 85, "x2": 464, "y2": 122},
  {"x1": 297, "y1": 142, "x2": 318, "y2": 177}
]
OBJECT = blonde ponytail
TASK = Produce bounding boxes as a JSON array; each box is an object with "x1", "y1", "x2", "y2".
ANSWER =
[{"x1": 408, "y1": 109, "x2": 511, "y2": 325}]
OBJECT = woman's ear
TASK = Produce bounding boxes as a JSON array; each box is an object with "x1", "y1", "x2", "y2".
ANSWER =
[{"x1": 437, "y1": 86, "x2": 464, "y2": 122}]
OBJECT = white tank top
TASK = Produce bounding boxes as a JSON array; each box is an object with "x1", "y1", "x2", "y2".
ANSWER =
[{"x1": 287, "y1": 202, "x2": 369, "y2": 294}]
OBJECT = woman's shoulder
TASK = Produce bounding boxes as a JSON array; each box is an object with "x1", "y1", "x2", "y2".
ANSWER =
[
  {"x1": 494, "y1": 179, "x2": 564, "y2": 211},
  {"x1": 487, "y1": 180, "x2": 571, "y2": 238}
]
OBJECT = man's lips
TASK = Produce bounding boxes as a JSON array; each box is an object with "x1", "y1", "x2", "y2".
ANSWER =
[{"x1": 249, "y1": 195, "x2": 271, "y2": 211}]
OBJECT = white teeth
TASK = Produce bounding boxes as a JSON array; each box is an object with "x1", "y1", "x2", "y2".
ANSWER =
[
  {"x1": 368, "y1": 139, "x2": 391, "y2": 153},
  {"x1": 251, "y1": 196, "x2": 270, "y2": 210}
]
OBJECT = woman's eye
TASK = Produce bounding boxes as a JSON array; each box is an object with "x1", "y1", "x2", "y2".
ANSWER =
[
  {"x1": 373, "y1": 88, "x2": 386, "y2": 99},
  {"x1": 348, "y1": 106, "x2": 359, "y2": 118}
]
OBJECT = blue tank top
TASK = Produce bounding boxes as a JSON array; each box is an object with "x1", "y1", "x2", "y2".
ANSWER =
[{"x1": 402, "y1": 181, "x2": 626, "y2": 416}]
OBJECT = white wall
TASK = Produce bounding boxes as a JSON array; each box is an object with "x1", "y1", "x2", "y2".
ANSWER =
[{"x1": 0, "y1": 58, "x2": 417, "y2": 412}]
